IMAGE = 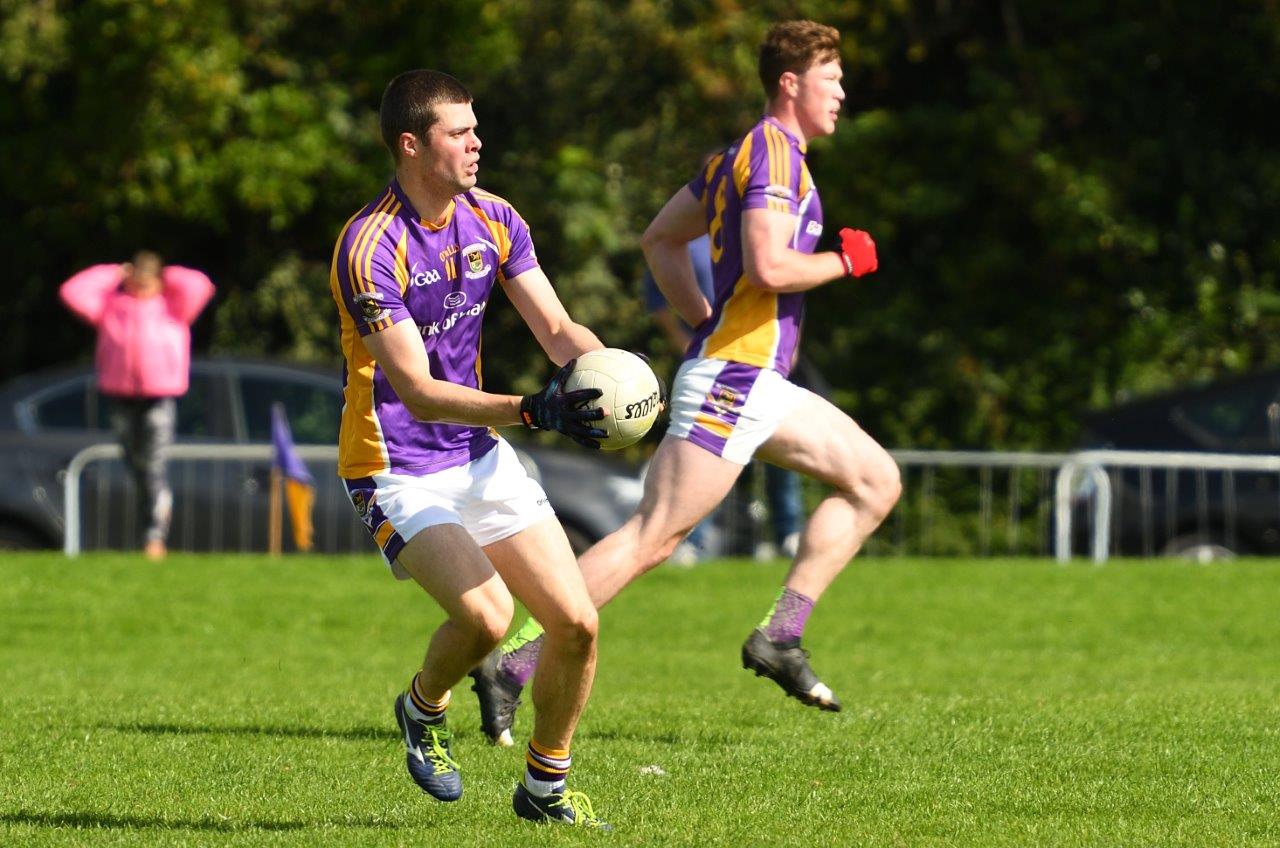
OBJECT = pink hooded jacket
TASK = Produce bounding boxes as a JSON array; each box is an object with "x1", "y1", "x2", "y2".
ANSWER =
[{"x1": 59, "y1": 264, "x2": 215, "y2": 398}]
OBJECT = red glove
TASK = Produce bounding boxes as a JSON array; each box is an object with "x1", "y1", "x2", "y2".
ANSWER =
[{"x1": 838, "y1": 228, "x2": 878, "y2": 277}]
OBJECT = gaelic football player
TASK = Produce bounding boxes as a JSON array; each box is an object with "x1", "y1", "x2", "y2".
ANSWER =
[
  {"x1": 332, "y1": 69, "x2": 609, "y2": 827},
  {"x1": 473, "y1": 20, "x2": 900, "y2": 739}
]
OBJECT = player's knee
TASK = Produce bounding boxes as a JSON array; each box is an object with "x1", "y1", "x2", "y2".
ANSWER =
[
  {"x1": 478, "y1": 608, "x2": 513, "y2": 649},
  {"x1": 546, "y1": 604, "x2": 597, "y2": 654},
  {"x1": 462, "y1": 593, "x2": 514, "y2": 650},
  {"x1": 860, "y1": 454, "x2": 901, "y2": 523},
  {"x1": 571, "y1": 606, "x2": 599, "y2": 648},
  {"x1": 836, "y1": 451, "x2": 900, "y2": 523},
  {"x1": 635, "y1": 511, "x2": 697, "y2": 569},
  {"x1": 636, "y1": 528, "x2": 687, "y2": 571}
]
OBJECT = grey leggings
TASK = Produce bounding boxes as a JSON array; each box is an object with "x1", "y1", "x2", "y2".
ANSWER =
[{"x1": 109, "y1": 397, "x2": 175, "y2": 545}]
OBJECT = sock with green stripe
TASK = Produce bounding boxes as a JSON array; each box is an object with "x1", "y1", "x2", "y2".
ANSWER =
[
  {"x1": 760, "y1": 587, "x2": 815, "y2": 642},
  {"x1": 497, "y1": 618, "x2": 545, "y2": 687}
]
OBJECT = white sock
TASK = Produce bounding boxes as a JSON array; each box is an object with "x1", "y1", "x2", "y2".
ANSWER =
[
  {"x1": 525, "y1": 739, "x2": 571, "y2": 796},
  {"x1": 523, "y1": 773, "x2": 566, "y2": 798}
]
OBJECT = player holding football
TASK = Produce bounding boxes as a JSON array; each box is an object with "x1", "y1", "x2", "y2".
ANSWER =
[
  {"x1": 472, "y1": 20, "x2": 900, "y2": 739},
  {"x1": 332, "y1": 69, "x2": 610, "y2": 827}
]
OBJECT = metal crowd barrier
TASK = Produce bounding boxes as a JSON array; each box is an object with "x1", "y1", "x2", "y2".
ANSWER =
[
  {"x1": 63, "y1": 443, "x2": 1280, "y2": 562},
  {"x1": 885, "y1": 450, "x2": 1073, "y2": 558},
  {"x1": 63, "y1": 443, "x2": 344, "y2": 557},
  {"x1": 1053, "y1": 450, "x2": 1280, "y2": 563}
]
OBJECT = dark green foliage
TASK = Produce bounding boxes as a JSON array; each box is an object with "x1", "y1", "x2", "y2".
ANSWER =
[{"x1": 4, "y1": 1, "x2": 1276, "y2": 447}]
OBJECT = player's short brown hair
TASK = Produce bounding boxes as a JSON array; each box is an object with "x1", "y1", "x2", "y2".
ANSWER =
[
  {"x1": 380, "y1": 70, "x2": 473, "y2": 161},
  {"x1": 758, "y1": 20, "x2": 842, "y2": 100}
]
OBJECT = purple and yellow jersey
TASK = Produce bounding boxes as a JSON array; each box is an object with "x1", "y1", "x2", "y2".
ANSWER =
[
  {"x1": 684, "y1": 117, "x2": 822, "y2": 378},
  {"x1": 331, "y1": 179, "x2": 538, "y2": 479}
]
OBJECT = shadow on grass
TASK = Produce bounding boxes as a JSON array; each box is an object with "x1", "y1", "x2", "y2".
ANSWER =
[
  {"x1": 1, "y1": 810, "x2": 400, "y2": 832},
  {"x1": 101, "y1": 721, "x2": 388, "y2": 742}
]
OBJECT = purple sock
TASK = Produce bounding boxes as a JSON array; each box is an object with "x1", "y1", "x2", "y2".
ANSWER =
[
  {"x1": 762, "y1": 588, "x2": 815, "y2": 643},
  {"x1": 497, "y1": 636, "x2": 544, "y2": 688}
]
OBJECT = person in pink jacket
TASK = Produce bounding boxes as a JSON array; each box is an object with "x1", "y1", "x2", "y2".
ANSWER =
[{"x1": 59, "y1": 251, "x2": 215, "y2": 559}]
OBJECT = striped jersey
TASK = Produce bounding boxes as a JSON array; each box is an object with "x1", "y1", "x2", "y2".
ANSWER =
[
  {"x1": 684, "y1": 116, "x2": 822, "y2": 378},
  {"x1": 330, "y1": 179, "x2": 539, "y2": 478}
]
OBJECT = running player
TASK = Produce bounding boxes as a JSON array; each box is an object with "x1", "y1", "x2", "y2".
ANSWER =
[
  {"x1": 472, "y1": 20, "x2": 900, "y2": 741},
  {"x1": 332, "y1": 69, "x2": 609, "y2": 828}
]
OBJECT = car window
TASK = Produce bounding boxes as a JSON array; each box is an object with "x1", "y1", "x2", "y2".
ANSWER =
[
  {"x1": 1174, "y1": 383, "x2": 1279, "y2": 447},
  {"x1": 75, "y1": 378, "x2": 215, "y2": 436},
  {"x1": 240, "y1": 373, "x2": 341, "y2": 444},
  {"x1": 92, "y1": 389, "x2": 112, "y2": 430},
  {"x1": 32, "y1": 379, "x2": 95, "y2": 430},
  {"x1": 175, "y1": 374, "x2": 216, "y2": 437},
  {"x1": 21, "y1": 367, "x2": 229, "y2": 438}
]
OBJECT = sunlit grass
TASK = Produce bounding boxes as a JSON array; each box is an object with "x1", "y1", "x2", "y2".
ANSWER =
[{"x1": 3, "y1": 553, "x2": 1280, "y2": 846}]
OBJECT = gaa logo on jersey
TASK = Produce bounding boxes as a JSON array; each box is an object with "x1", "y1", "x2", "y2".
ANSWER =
[
  {"x1": 354, "y1": 292, "x2": 389, "y2": 323},
  {"x1": 410, "y1": 261, "x2": 441, "y2": 287},
  {"x1": 460, "y1": 241, "x2": 493, "y2": 280}
]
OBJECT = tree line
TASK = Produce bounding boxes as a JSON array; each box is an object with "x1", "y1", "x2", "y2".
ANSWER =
[{"x1": 3, "y1": 0, "x2": 1277, "y2": 449}]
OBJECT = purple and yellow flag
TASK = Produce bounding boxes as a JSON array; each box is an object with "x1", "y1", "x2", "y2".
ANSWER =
[{"x1": 271, "y1": 402, "x2": 314, "y2": 551}]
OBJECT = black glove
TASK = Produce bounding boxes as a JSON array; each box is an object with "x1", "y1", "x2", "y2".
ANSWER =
[{"x1": 520, "y1": 359, "x2": 607, "y2": 449}]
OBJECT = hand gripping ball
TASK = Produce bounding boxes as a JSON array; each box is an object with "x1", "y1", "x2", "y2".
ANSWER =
[{"x1": 563, "y1": 348, "x2": 662, "y2": 450}]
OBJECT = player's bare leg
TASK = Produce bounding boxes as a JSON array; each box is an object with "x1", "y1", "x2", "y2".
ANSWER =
[
  {"x1": 578, "y1": 436, "x2": 745, "y2": 607},
  {"x1": 471, "y1": 437, "x2": 741, "y2": 745},
  {"x1": 757, "y1": 391, "x2": 900, "y2": 597},
  {"x1": 483, "y1": 517, "x2": 598, "y2": 749},
  {"x1": 483, "y1": 517, "x2": 609, "y2": 828},
  {"x1": 743, "y1": 390, "x2": 901, "y2": 711},
  {"x1": 397, "y1": 525, "x2": 516, "y2": 692},
  {"x1": 392, "y1": 524, "x2": 515, "y2": 801}
]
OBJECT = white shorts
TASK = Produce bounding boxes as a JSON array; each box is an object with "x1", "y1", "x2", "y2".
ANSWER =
[
  {"x1": 665, "y1": 357, "x2": 807, "y2": 465},
  {"x1": 343, "y1": 438, "x2": 555, "y2": 579}
]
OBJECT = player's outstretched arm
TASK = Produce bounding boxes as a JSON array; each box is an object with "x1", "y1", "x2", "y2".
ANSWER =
[
  {"x1": 641, "y1": 187, "x2": 713, "y2": 329},
  {"x1": 501, "y1": 267, "x2": 603, "y2": 365},
  {"x1": 742, "y1": 209, "x2": 877, "y2": 293},
  {"x1": 363, "y1": 319, "x2": 524, "y2": 427}
]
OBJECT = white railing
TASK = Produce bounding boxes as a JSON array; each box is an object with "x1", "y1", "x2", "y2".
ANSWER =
[
  {"x1": 63, "y1": 443, "x2": 1280, "y2": 561},
  {"x1": 889, "y1": 450, "x2": 1072, "y2": 558},
  {"x1": 1053, "y1": 450, "x2": 1280, "y2": 563},
  {"x1": 64, "y1": 443, "x2": 339, "y2": 557}
]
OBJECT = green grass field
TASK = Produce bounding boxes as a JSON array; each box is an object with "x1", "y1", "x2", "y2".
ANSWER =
[{"x1": 3, "y1": 553, "x2": 1280, "y2": 846}]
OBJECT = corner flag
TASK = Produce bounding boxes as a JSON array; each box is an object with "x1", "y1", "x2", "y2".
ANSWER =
[{"x1": 271, "y1": 402, "x2": 314, "y2": 552}]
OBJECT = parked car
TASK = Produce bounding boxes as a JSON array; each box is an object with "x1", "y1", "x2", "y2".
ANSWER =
[
  {"x1": 1076, "y1": 368, "x2": 1280, "y2": 558},
  {"x1": 0, "y1": 358, "x2": 642, "y2": 554}
]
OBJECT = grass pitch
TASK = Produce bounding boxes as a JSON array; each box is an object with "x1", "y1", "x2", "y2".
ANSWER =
[{"x1": 2, "y1": 553, "x2": 1280, "y2": 846}]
